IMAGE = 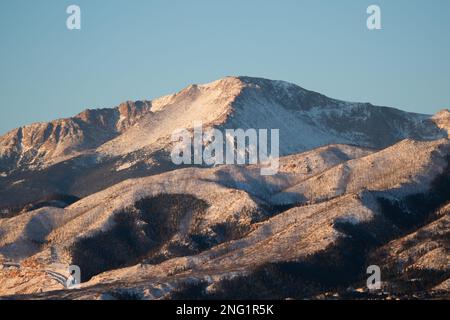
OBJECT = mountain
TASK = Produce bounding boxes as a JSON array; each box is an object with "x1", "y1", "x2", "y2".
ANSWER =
[
  {"x1": 1, "y1": 138, "x2": 449, "y2": 299},
  {"x1": 0, "y1": 101, "x2": 152, "y2": 172},
  {"x1": 0, "y1": 77, "x2": 449, "y2": 300},
  {"x1": 1, "y1": 77, "x2": 449, "y2": 210},
  {"x1": 1, "y1": 76, "x2": 448, "y2": 171}
]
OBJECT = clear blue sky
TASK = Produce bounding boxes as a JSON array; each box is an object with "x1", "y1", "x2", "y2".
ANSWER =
[{"x1": 1, "y1": 0, "x2": 449, "y2": 134}]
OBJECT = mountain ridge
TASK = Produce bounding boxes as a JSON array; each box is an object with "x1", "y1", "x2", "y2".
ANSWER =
[
  {"x1": 1, "y1": 137, "x2": 449, "y2": 299},
  {"x1": 0, "y1": 101, "x2": 152, "y2": 171},
  {"x1": 1, "y1": 76, "x2": 449, "y2": 173},
  {"x1": 0, "y1": 76, "x2": 449, "y2": 299}
]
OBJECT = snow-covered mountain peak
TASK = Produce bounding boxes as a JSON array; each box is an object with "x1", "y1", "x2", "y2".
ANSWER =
[
  {"x1": 150, "y1": 76, "x2": 245, "y2": 113},
  {"x1": 0, "y1": 77, "x2": 449, "y2": 299},
  {"x1": 1, "y1": 76, "x2": 448, "y2": 170}
]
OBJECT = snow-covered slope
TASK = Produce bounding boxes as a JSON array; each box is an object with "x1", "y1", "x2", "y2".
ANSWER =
[
  {"x1": 1, "y1": 76, "x2": 449, "y2": 210},
  {"x1": 0, "y1": 77, "x2": 448, "y2": 173},
  {"x1": 271, "y1": 138, "x2": 450, "y2": 205},
  {"x1": 1, "y1": 138, "x2": 449, "y2": 298},
  {"x1": 0, "y1": 101, "x2": 152, "y2": 171},
  {"x1": 96, "y1": 76, "x2": 449, "y2": 158},
  {"x1": 0, "y1": 144, "x2": 372, "y2": 262}
]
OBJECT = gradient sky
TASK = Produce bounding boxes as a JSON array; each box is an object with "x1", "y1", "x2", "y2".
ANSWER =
[{"x1": 1, "y1": 0, "x2": 449, "y2": 134}]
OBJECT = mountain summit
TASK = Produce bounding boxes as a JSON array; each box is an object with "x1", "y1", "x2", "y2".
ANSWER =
[{"x1": 0, "y1": 77, "x2": 448, "y2": 172}]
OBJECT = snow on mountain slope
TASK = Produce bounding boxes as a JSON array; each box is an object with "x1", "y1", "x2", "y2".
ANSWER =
[
  {"x1": 97, "y1": 78, "x2": 244, "y2": 156},
  {"x1": 367, "y1": 203, "x2": 449, "y2": 296},
  {"x1": 1, "y1": 77, "x2": 449, "y2": 299},
  {"x1": 0, "y1": 144, "x2": 374, "y2": 297},
  {"x1": 271, "y1": 139, "x2": 450, "y2": 205},
  {"x1": 202, "y1": 144, "x2": 374, "y2": 201},
  {"x1": 1, "y1": 77, "x2": 447, "y2": 174},
  {"x1": 0, "y1": 145, "x2": 372, "y2": 264},
  {"x1": 275, "y1": 144, "x2": 374, "y2": 175},
  {"x1": 1, "y1": 137, "x2": 449, "y2": 298},
  {"x1": 0, "y1": 101, "x2": 152, "y2": 171},
  {"x1": 0, "y1": 187, "x2": 379, "y2": 299},
  {"x1": 0, "y1": 207, "x2": 65, "y2": 260},
  {"x1": 373, "y1": 210, "x2": 449, "y2": 272},
  {"x1": 77, "y1": 193, "x2": 377, "y2": 295},
  {"x1": 1, "y1": 77, "x2": 448, "y2": 211},
  {"x1": 0, "y1": 139, "x2": 447, "y2": 264},
  {"x1": 96, "y1": 76, "x2": 449, "y2": 158},
  {"x1": 0, "y1": 168, "x2": 261, "y2": 263}
]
